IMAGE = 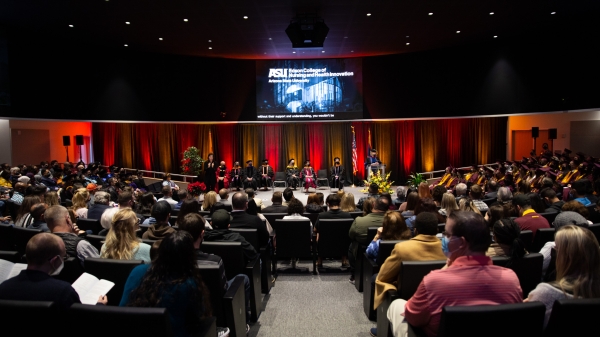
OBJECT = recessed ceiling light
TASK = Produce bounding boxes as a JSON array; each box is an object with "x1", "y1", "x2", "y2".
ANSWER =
[
  {"x1": 406, "y1": 43, "x2": 410, "y2": 45},
  {"x1": 406, "y1": 36, "x2": 409, "y2": 38},
  {"x1": 124, "y1": 44, "x2": 128, "y2": 47},
  {"x1": 456, "y1": 30, "x2": 461, "y2": 33},
  {"x1": 367, "y1": 13, "x2": 372, "y2": 16},
  {"x1": 208, "y1": 40, "x2": 212, "y2": 43},
  {"x1": 494, "y1": 35, "x2": 498, "y2": 38},
  {"x1": 264, "y1": 52, "x2": 267, "y2": 54},
  {"x1": 243, "y1": 16, "x2": 248, "y2": 19},
  {"x1": 551, "y1": 12, "x2": 556, "y2": 15},
  {"x1": 292, "y1": 51, "x2": 296, "y2": 54},
  {"x1": 351, "y1": 50, "x2": 354, "y2": 52},
  {"x1": 322, "y1": 50, "x2": 325, "y2": 53},
  {"x1": 344, "y1": 36, "x2": 348, "y2": 39},
  {"x1": 125, "y1": 22, "x2": 130, "y2": 25},
  {"x1": 428, "y1": 13, "x2": 433, "y2": 16},
  {"x1": 268, "y1": 38, "x2": 272, "y2": 40},
  {"x1": 183, "y1": 19, "x2": 188, "y2": 22},
  {"x1": 208, "y1": 47, "x2": 212, "y2": 50},
  {"x1": 489, "y1": 12, "x2": 494, "y2": 15},
  {"x1": 159, "y1": 38, "x2": 163, "y2": 41},
  {"x1": 68, "y1": 25, "x2": 73, "y2": 28}
]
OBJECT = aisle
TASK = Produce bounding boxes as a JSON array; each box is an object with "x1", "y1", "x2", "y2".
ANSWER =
[{"x1": 248, "y1": 260, "x2": 375, "y2": 337}]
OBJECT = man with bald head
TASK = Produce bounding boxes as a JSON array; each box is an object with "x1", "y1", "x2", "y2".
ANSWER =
[
  {"x1": 0, "y1": 233, "x2": 107, "y2": 308},
  {"x1": 45, "y1": 205, "x2": 99, "y2": 264},
  {"x1": 229, "y1": 192, "x2": 269, "y2": 248}
]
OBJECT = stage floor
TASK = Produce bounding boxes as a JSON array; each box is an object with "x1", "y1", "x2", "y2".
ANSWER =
[{"x1": 249, "y1": 184, "x2": 387, "y2": 208}]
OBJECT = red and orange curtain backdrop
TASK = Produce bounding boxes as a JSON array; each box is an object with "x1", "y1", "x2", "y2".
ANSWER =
[{"x1": 92, "y1": 117, "x2": 506, "y2": 184}]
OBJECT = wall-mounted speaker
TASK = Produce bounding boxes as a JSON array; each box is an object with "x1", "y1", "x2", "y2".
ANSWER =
[
  {"x1": 75, "y1": 135, "x2": 84, "y2": 146},
  {"x1": 63, "y1": 136, "x2": 70, "y2": 146},
  {"x1": 548, "y1": 128, "x2": 557, "y2": 140},
  {"x1": 532, "y1": 127, "x2": 539, "y2": 138}
]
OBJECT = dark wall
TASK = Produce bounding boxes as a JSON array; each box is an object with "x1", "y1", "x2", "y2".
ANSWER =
[{"x1": 2, "y1": 26, "x2": 599, "y2": 122}]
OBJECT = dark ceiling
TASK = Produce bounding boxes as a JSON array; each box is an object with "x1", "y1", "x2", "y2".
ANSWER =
[{"x1": 0, "y1": 0, "x2": 598, "y2": 60}]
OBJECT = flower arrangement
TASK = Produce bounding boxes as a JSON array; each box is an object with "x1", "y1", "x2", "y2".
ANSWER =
[
  {"x1": 363, "y1": 170, "x2": 395, "y2": 194},
  {"x1": 181, "y1": 146, "x2": 204, "y2": 176},
  {"x1": 187, "y1": 182, "x2": 207, "y2": 196}
]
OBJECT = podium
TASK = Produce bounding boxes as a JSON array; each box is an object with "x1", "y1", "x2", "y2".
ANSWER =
[{"x1": 367, "y1": 164, "x2": 386, "y2": 181}]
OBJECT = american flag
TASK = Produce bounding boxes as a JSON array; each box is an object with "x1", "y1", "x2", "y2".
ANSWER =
[{"x1": 352, "y1": 130, "x2": 358, "y2": 173}]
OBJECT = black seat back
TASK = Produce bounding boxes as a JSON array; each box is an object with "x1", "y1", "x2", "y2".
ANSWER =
[
  {"x1": 53, "y1": 257, "x2": 85, "y2": 284},
  {"x1": 588, "y1": 223, "x2": 600, "y2": 244},
  {"x1": 201, "y1": 241, "x2": 245, "y2": 279},
  {"x1": 273, "y1": 219, "x2": 313, "y2": 259},
  {"x1": 84, "y1": 258, "x2": 144, "y2": 306},
  {"x1": 196, "y1": 263, "x2": 227, "y2": 327},
  {"x1": 376, "y1": 240, "x2": 405, "y2": 266},
  {"x1": 437, "y1": 223, "x2": 445, "y2": 233},
  {"x1": 545, "y1": 298, "x2": 600, "y2": 337},
  {"x1": 532, "y1": 228, "x2": 555, "y2": 252},
  {"x1": 0, "y1": 300, "x2": 57, "y2": 333},
  {"x1": 492, "y1": 253, "x2": 543, "y2": 298},
  {"x1": 539, "y1": 212, "x2": 559, "y2": 225},
  {"x1": 12, "y1": 227, "x2": 42, "y2": 255},
  {"x1": 519, "y1": 230, "x2": 534, "y2": 251},
  {"x1": 302, "y1": 212, "x2": 320, "y2": 227},
  {"x1": 317, "y1": 219, "x2": 354, "y2": 258},
  {"x1": 229, "y1": 228, "x2": 259, "y2": 253},
  {"x1": 367, "y1": 227, "x2": 379, "y2": 243},
  {"x1": 438, "y1": 302, "x2": 545, "y2": 337},
  {"x1": 85, "y1": 234, "x2": 105, "y2": 252},
  {"x1": 70, "y1": 303, "x2": 173, "y2": 337},
  {"x1": 76, "y1": 218, "x2": 103, "y2": 235},
  {"x1": 0, "y1": 224, "x2": 14, "y2": 250},
  {"x1": 262, "y1": 213, "x2": 287, "y2": 227},
  {"x1": 349, "y1": 211, "x2": 363, "y2": 219},
  {"x1": 399, "y1": 260, "x2": 446, "y2": 300},
  {"x1": 0, "y1": 250, "x2": 20, "y2": 263}
]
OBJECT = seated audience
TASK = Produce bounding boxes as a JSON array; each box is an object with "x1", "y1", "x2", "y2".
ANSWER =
[
  {"x1": 11, "y1": 182, "x2": 26, "y2": 206},
  {"x1": 87, "y1": 191, "x2": 111, "y2": 220},
  {"x1": 527, "y1": 225, "x2": 600, "y2": 327},
  {"x1": 174, "y1": 189, "x2": 189, "y2": 210},
  {"x1": 305, "y1": 193, "x2": 323, "y2": 213},
  {"x1": 438, "y1": 193, "x2": 458, "y2": 217},
  {"x1": 45, "y1": 205, "x2": 100, "y2": 264},
  {"x1": 229, "y1": 192, "x2": 269, "y2": 248},
  {"x1": 484, "y1": 179, "x2": 498, "y2": 199},
  {"x1": 431, "y1": 186, "x2": 446, "y2": 208},
  {"x1": 458, "y1": 197, "x2": 482, "y2": 215},
  {"x1": 71, "y1": 188, "x2": 89, "y2": 219},
  {"x1": 44, "y1": 190, "x2": 60, "y2": 207},
  {"x1": 340, "y1": 192, "x2": 360, "y2": 212},
  {"x1": 203, "y1": 209, "x2": 259, "y2": 263},
  {"x1": 571, "y1": 179, "x2": 592, "y2": 206},
  {"x1": 27, "y1": 203, "x2": 50, "y2": 232},
  {"x1": 218, "y1": 188, "x2": 231, "y2": 207},
  {"x1": 157, "y1": 185, "x2": 178, "y2": 209},
  {"x1": 454, "y1": 183, "x2": 468, "y2": 203},
  {"x1": 142, "y1": 201, "x2": 176, "y2": 240},
  {"x1": 366, "y1": 211, "x2": 411, "y2": 261},
  {"x1": 528, "y1": 193, "x2": 547, "y2": 214},
  {"x1": 380, "y1": 193, "x2": 397, "y2": 210},
  {"x1": 469, "y1": 184, "x2": 489, "y2": 213},
  {"x1": 387, "y1": 211, "x2": 522, "y2": 337},
  {"x1": 372, "y1": 212, "x2": 446, "y2": 336},
  {"x1": 540, "y1": 211, "x2": 588, "y2": 277},
  {"x1": 398, "y1": 187, "x2": 417, "y2": 212},
  {"x1": 394, "y1": 186, "x2": 406, "y2": 207},
  {"x1": 261, "y1": 191, "x2": 288, "y2": 213},
  {"x1": 513, "y1": 194, "x2": 551, "y2": 241},
  {"x1": 14, "y1": 195, "x2": 42, "y2": 228},
  {"x1": 486, "y1": 218, "x2": 527, "y2": 260},
  {"x1": 357, "y1": 183, "x2": 380, "y2": 210},
  {"x1": 401, "y1": 192, "x2": 419, "y2": 218},
  {"x1": 0, "y1": 233, "x2": 107, "y2": 308},
  {"x1": 282, "y1": 187, "x2": 294, "y2": 206},
  {"x1": 120, "y1": 231, "x2": 214, "y2": 337},
  {"x1": 541, "y1": 188, "x2": 565, "y2": 214},
  {"x1": 101, "y1": 209, "x2": 151, "y2": 263},
  {"x1": 405, "y1": 198, "x2": 445, "y2": 235},
  {"x1": 201, "y1": 191, "x2": 218, "y2": 212},
  {"x1": 484, "y1": 204, "x2": 507, "y2": 228},
  {"x1": 136, "y1": 191, "x2": 156, "y2": 217},
  {"x1": 245, "y1": 188, "x2": 264, "y2": 210},
  {"x1": 100, "y1": 191, "x2": 141, "y2": 235}
]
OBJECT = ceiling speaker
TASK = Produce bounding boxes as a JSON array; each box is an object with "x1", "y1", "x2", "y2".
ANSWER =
[{"x1": 286, "y1": 14, "x2": 329, "y2": 48}]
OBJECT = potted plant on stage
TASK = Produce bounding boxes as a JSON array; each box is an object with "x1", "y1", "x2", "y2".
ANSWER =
[
  {"x1": 187, "y1": 181, "x2": 207, "y2": 202},
  {"x1": 406, "y1": 172, "x2": 426, "y2": 188},
  {"x1": 181, "y1": 146, "x2": 204, "y2": 176}
]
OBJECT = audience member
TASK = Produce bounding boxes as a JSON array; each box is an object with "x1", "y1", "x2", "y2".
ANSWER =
[
  {"x1": 27, "y1": 203, "x2": 50, "y2": 232},
  {"x1": 71, "y1": 188, "x2": 90, "y2": 219},
  {"x1": 401, "y1": 192, "x2": 419, "y2": 218},
  {"x1": 484, "y1": 204, "x2": 506, "y2": 228},
  {"x1": 527, "y1": 225, "x2": 600, "y2": 327},
  {"x1": 541, "y1": 188, "x2": 565, "y2": 213},
  {"x1": 454, "y1": 183, "x2": 468, "y2": 202},
  {"x1": 136, "y1": 192, "x2": 156, "y2": 217},
  {"x1": 101, "y1": 209, "x2": 151, "y2": 263},
  {"x1": 366, "y1": 211, "x2": 411, "y2": 261},
  {"x1": 405, "y1": 198, "x2": 445, "y2": 235},
  {"x1": 305, "y1": 193, "x2": 323, "y2": 213},
  {"x1": 245, "y1": 188, "x2": 264, "y2": 210},
  {"x1": 431, "y1": 186, "x2": 446, "y2": 207},
  {"x1": 528, "y1": 193, "x2": 547, "y2": 214},
  {"x1": 11, "y1": 182, "x2": 26, "y2": 206},
  {"x1": 380, "y1": 193, "x2": 397, "y2": 210},
  {"x1": 340, "y1": 192, "x2": 360, "y2": 212},
  {"x1": 438, "y1": 193, "x2": 458, "y2": 217},
  {"x1": 142, "y1": 201, "x2": 175, "y2": 240},
  {"x1": 561, "y1": 200, "x2": 591, "y2": 222},
  {"x1": 469, "y1": 184, "x2": 489, "y2": 213},
  {"x1": 486, "y1": 218, "x2": 527, "y2": 262},
  {"x1": 394, "y1": 186, "x2": 406, "y2": 207},
  {"x1": 0, "y1": 233, "x2": 107, "y2": 308},
  {"x1": 513, "y1": 194, "x2": 550, "y2": 240},
  {"x1": 570, "y1": 179, "x2": 592, "y2": 206},
  {"x1": 157, "y1": 185, "x2": 178, "y2": 209},
  {"x1": 201, "y1": 191, "x2": 218, "y2": 212},
  {"x1": 282, "y1": 187, "x2": 294, "y2": 206},
  {"x1": 100, "y1": 191, "x2": 141, "y2": 234},
  {"x1": 44, "y1": 191, "x2": 60, "y2": 207},
  {"x1": 387, "y1": 211, "x2": 522, "y2": 337},
  {"x1": 174, "y1": 189, "x2": 189, "y2": 210},
  {"x1": 203, "y1": 209, "x2": 259, "y2": 263},
  {"x1": 14, "y1": 195, "x2": 42, "y2": 228},
  {"x1": 373, "y1": 212, "x2": 446, "y2": 337},
  {"x1": 217, "y1": 188, "x2": 231, "y2": 207},
  {"x1": 85, "y1": 183, "x2": 98, "y2": 207},
  {"x1": 357, "y1": 183, "x2": 380, "y2": 210},
  {"x1": 120, "y1": 231, "x2": 214, "y2": 337},
  {"x1": 484, "y1": 179, "x2": 498, "y2": 199},
  {"x1": 229, "y1": 192, "x2": 269, "y2": 248},
  {"x1": 540, "y1": 211, "x2": 588, "y2": 277},
  {"x1": 45, "y1": 205, "x2": 99, "y2": 263},
  {"x1": 458, "y1": 197, "x2": 482, "y2": 215},
  {"x1": 418, "y1": 182, "x2": 432, "y2": 200},
  {"x1": 262, "y1": 191, "x2": 288, "y2": 213},
  {"x1": 87, "y1": 191, "x2": 111, "y2": 222}
]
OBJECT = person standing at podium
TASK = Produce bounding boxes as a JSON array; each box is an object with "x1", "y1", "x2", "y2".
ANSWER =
[{"x1": 364, "y1": 149, "x2": 382, "y2": 179}]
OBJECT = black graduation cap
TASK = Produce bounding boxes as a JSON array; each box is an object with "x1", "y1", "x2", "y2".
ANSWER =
[{"x1": 246, "y1": 160, "x2": 253, "y2": 164}]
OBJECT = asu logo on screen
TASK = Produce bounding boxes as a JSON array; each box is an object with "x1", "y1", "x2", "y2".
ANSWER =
[{"x1": 268, "y1": 68, "x2": 288, "y2": 78}]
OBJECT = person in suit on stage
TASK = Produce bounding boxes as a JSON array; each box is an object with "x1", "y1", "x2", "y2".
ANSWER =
[
  {"x1": 364, "y1": 149, "x2": 382, "y2": 179},
  {"x1": 242, "y1": 160, "x2": 258, "y2": 191},
  {"x1": 216, "y1": 161, "x2": 229, "y2": 191},
  {"x1": 229, "y1": 161, "x2": 243, "y2": 191},
  {"x1": 300, "y1": 160, "x2": 317, "y2": 193},
  {"x1": 203, "y1": 153, "x2": 216, "y2": 192},
  {"x1": 259, "y1": 159, "x2": 274, "y2": 191},
  {"x1": 285, "y1": 159, "x2": 300, "y2": 190},
  {"x1": 330, "y1": 157, "x2": 345, "y2": 190}
]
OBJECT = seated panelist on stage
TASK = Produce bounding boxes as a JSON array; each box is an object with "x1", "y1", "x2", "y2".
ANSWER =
[
  {"x1": 229, "y1": 161, "x2": 243, "y2": 191},
  {"x1": 285, "y1": 159, "x2": 300, "y2": 190},
  {"x1": 243, "y1": 160, "x2": 259, "y2": 191},
  {"x1": 330, "y1": 157, "x2": 345, "y2": 190},
  {"x1": 259, "y1": 159, "x2": 274, "y2": 191},
  {"x1": 300, "y1": 160, "x2": 317, "y2": 193},
  {"x1": 216, "y1": 161, "x2": 229, "y2": 191}
]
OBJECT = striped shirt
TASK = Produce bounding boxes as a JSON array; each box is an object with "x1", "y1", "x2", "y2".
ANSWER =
[{"x1": 404, "y1": 255, "x2": 522, "y2": 337}]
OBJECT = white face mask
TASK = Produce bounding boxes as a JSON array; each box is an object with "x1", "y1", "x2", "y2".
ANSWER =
[{"x1": 50, "y1": 256, "x2": 65, "y2": 276}]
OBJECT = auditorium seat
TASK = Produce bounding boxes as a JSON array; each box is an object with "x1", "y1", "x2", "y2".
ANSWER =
[
  {"x1": 84, "y1": 258, "x2": 144, "y2": 306},
  {"x1": 12, "y1": 227, "x2": 42, "y2": 255},
  {"x1": 273, "y1": 219, "x2": 315, "y2": 275},
  {"x1": 0, "y1": 250, "x2": 20, "y2": 263},
  {"x1": 201, "y1": 241, "x2": 262, "y2": 322},
  {"x1": 588, "y1": 223, "x2": 600, "y2": 244},
  {"x1": 434, "y1": 302, "x2": 545, "y2": 337},
  {"x1": 0, "y1": 224, "x2": 14, "y2": 250},
  {"x1": 317, "y1": 219, "x2": 354, "y2": 269},
  {"x1": 69, "y1": 304, "x2": 177, "y2": 337},
  {"x1": 273, "y1": 172, "x2": 287, "y2": 188},
  {"x1": 0, "y1": 300, "x2": 57, "y2": 334},
  {"x1": 519, "y1": 230, "x2": 533, "y2": 251},
  {"x1": 492, "y1": 253, "x2": 543, "y2": 298},
  {"x1": 53, "y1": 257, "x2": 84, "y2": 284},
  {"x1": 349, "y1": 211, "x2": 363, "y2": 219},
  {"x1": 230, "y1": 228, "x2": 273, "y2": 294},
  {"x1": 76, "y1": 218, "x2": 103, "y2": 235},
  {"x1": 532, "y1": 228, "x2": 555, "y2": 252},
  {"x1": 197, "y1": 263, "x2": 247, "y2": 337},
  {"x1": 363, "y1": 240, "x2": 405, "y2": 320},
  {"x1": 85, "y1": 234, "x2": 105, "y2": 252},
  {"x1": 354, "y1": 226, "x2": 379, "y2": 292},
  {"x1": 544, "y1": 298, "x2": 600, "y2": 337},
  {"x1": 539, "y1": 212, "x2": 559, "y2": 225}
]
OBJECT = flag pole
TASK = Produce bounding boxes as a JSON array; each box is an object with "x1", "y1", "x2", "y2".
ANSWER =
[{"x1": 351, "y1": 126, "x2": 356, "y2": 188}]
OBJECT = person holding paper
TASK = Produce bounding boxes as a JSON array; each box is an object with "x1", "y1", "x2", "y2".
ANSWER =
[{"x1": 0, "y1": 233, "x2": 107, "y2": 308}]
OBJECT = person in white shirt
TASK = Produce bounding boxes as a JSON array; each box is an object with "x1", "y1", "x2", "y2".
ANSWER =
[{"x1": 157, "y1": 185, "x2": 178, "y2": 209}]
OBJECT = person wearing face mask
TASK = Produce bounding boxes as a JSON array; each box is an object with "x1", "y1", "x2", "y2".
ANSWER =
[
  {"x1": 230, "y1": 161, "x2": 243, "y2": 191},
  {"x1": 216, "y1": 161, "x2": 229, "y2": 191},
  {"x1": 285, "y1": 159, "x2": 300, "y2": 190},
  {"x1": 387, "y1": 211, "x2": 522, "y2": 337},
  {"x1": 45, "y1": 205, "x2": 100, "y2": 264},
  {"x1": 329, "y1": 157, "x2": 345, "y2": 191},
  {"x1": 0, "y1": 233, "x2": 107, "y2": 308},
  {"x1": 243, "y1": 160, "x2": 259, "y2": 191}
]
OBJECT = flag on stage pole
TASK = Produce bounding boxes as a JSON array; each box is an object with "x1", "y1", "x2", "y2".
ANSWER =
[
  {"x1": 352, "y1": 127, "x2": 358, "y2": 174},
  {"x1": 367, "y1": 128, "x2": 372, "y2": 153}
]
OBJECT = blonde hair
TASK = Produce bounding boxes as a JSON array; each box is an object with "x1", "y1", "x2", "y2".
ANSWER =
[
  {"x1": 459, "y1": 198, "x2": 481, "y2": 215},
  {"x1": 44, "y1": 191, "x2": 60, "y2": 207},
  {"x1": 101, "y1": 209, "x2": 140, "y2": 260},
  {"x1": 203, "y1": 191, "x2": 218, "y2": 211},
  {"x1": 340, "y1": 193, "x2": 357, "y2": 212},
  {"x1": 71, "y1": 188, "x2": 89, "y2": 211},
  {"x1": 441, "y1": 193, "x2": 459, "y2": 214},
  {"x1": 553, "y1": 225, "x2": 600, "y2": 298}
]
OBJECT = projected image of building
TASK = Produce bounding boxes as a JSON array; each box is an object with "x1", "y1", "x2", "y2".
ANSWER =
[{"x1": 277, "y1": 77, "x2": 342, "y2": 113}]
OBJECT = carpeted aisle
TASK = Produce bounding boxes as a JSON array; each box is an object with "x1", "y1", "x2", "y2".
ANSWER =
[{"x1": 249, "y1": 259, "x2": 375, "y2": 337}]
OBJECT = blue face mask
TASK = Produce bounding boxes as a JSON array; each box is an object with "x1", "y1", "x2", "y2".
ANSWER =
[{"x1": 442, "y1": 236, "x2": 450, "y2": 254}]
